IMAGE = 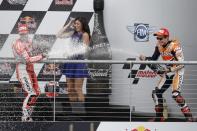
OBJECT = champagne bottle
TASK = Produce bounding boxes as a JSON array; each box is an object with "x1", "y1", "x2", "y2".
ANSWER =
[{"x1": 87, "y1": 0, "x2": 112, "y2": 94}]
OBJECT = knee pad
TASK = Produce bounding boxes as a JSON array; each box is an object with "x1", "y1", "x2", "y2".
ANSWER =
[
  {"x1": 172, "y1": 90, "x2": 185, "y2": 107},
  {"x1": 27, "y1": 95, "x2": 38, "y2": 106}
]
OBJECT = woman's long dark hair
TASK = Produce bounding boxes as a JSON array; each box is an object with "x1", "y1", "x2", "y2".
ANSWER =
[{"x1": 74, "y1": 17, "x2": 91, "y2": 39}]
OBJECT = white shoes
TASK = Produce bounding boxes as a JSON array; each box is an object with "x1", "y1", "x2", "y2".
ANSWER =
[
  {"x1": 21, "y1": 116, "x2": 33, "y2": 122},
  {"x1": 22, "y1": 106, "x2": 34, "y2": 122}
]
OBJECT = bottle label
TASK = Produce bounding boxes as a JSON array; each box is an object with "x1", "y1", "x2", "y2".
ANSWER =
[
  {"x1": 94, "y1": 14, "x2": 102, "y2": 35},
  {"x1": 88, "y1": 65, "x2": 111, "y2": 79}
]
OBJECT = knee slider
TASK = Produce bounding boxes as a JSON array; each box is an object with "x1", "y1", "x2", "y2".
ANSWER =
[{"x1": 172, "y1": 90, "x2": 185, "y2": 106}]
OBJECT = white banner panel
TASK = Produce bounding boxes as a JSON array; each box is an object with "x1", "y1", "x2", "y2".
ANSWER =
[{"x1": 97, "y1": 122, "x2": 197, "y2": 131}]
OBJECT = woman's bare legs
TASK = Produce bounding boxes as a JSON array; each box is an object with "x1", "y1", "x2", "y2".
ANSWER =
[
  {"x1": 74, "y1": 78, "x2": 85, "y2": 102},
  {"x1": 66, "y1": 78, "x2": 78, "y2": 102}
]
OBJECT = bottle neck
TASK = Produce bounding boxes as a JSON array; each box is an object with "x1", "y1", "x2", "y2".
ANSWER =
[{"x1": 93, "y1": 11, "x2": 106, "y2": 36}]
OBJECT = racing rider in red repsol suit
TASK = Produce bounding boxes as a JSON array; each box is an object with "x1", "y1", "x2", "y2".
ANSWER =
[
  {"x1": 12, "y1": 23, "x2": 47, "y2": 122},
  {"x1": 139, "y1": 28, "x2": 194, "y2": 122}
]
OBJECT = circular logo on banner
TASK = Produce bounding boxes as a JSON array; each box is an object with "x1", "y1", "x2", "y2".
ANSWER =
[{"x1": 134, "y1": 23, "x2": 149, "y2": 42}]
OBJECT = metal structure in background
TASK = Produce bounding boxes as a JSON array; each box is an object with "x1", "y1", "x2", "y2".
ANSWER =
[{"x1": 0, "y1": 58, "x2": 197, "y2": 122}]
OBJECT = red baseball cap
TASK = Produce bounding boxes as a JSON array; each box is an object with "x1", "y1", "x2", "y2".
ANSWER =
[{"x1": 153, "y1": 28, "x2": 169, "y2": 37}]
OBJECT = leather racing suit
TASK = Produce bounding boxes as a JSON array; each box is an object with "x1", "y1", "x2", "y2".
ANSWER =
[
  {"x1": 12, "y1": 38, "x2": 44, "y2": 121},
  {"x1": 146, "y1": 40, "x2": 193, "y2": 121}
]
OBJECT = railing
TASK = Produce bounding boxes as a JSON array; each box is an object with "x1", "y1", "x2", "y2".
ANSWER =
[{"x1": 0, "y1": 58, "x2": 197, "y2": 122}]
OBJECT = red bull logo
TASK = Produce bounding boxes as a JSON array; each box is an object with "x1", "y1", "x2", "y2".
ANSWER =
[{"x1": 131, "y1": 126, "x2": 151, "y2": 131}]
